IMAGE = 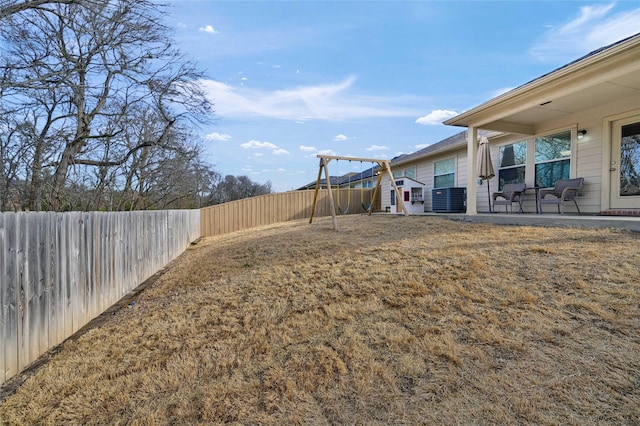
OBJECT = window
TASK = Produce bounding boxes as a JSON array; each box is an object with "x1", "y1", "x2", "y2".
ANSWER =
[
  {"x1": 390, "y1": 189, "x2": 396, "y2": 205},
  {"x1": 392, "y1": 166, "x2": 416, "y2": 180},
  {"x1": 620, "y1": 122, "x2": 640, "y2": 196},
  {"x1": 404, "y1": 191, "x2": 410, "y2": 202},
  {"x1": 411, "y1": 187, "x2": 424, "y2": 202},
  {"x1": 405, "y1": 167, "x2": 416, "y2": 180},
  {"x1": 535, "y1": 131, "x2": 571, "y2": 188},
  {"x1": 434, "y1": 158, "x2": 455, "y2": 188},
  {"x1": 498, "y1": 141, "x2": 526, "y2": 190}
]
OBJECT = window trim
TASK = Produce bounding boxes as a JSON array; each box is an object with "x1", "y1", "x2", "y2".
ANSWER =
[
  {"x1": 392, "y1": 166, "x2": 417, "y2": 180},
  {"x1": 497, "y1": 140, "x2": 527, "y2": 190},
  {"x1": 495, "y1": 127, "x2": 578, "y2": 190},
  {"x1": 534, "y1": 128, "x2": 575, "y2": 188}
]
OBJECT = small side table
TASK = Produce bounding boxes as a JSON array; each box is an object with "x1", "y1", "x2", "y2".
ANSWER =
[{"x1": 530, "y1": 187, "x2": 542, "y2": 214}]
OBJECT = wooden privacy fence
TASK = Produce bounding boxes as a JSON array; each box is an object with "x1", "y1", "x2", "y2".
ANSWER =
[
  {"x1": 200, "y1": 189, "x2": 377, "y2": 237},
  {"x1": 0, "y1": 210, "x2": 200, "y2": 385}
]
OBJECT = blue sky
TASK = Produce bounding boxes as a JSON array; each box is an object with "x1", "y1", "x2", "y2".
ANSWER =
[{"x1": 165, "y1": 1, "x2": 640, "y2": 192}]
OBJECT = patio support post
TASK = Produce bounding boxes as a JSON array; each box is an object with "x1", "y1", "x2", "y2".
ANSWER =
[{"x1": 467, "y1": 126, "x2": 478, "y2": 215}]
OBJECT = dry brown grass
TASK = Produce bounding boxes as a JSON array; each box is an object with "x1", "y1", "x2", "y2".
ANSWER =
[{"x1": 1, "y1": 215, "x2": 639, "y2": 425}]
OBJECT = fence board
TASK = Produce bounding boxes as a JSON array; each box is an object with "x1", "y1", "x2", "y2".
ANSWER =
[
  {"x1": 38, "y1": 213, "x2": 50, "y2": 358},
  {"x1": 16, "y1": 213, "x2": 27, "y2": 373},
  {"x1": 0, "y1": 213, "x2": 5, "y2": 383},
  {"x1": 27, "y1": 215, "x2": 40, "y2": 363},
  {"x1": 3, "y1": 214, "x2": 19, "y2": 380},
  {"x1": 62, "y1": 213, "x2": 72, "y2": 340}
]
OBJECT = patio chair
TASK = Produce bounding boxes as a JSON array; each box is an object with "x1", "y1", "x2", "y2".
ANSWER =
[
  {"x1": 492, "y1": 183, "x2": 526, "y2": 213},
  {"x1": 538, "y1": 177, "x2": 584, "y2": 214}
]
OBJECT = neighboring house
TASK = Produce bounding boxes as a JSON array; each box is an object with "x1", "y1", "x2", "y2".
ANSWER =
[
  {"x1": 297, "y1": 163, "x2": 382, "y2": 211},
  {"x1": 382, "y1": 32, "x2": 640, "y2": 215},
  {"x1": 297, "y1": 176, "x2": 342, "y2": 190},
  {"x1": 297, "y1": 164, "x2": 379, "y2": 191}
]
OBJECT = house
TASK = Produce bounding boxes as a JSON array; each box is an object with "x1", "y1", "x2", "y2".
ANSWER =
[
  {"x1": 380, "y1": 130, "x2": 494, "y2": 213},
  {"x1": 382, "y1": 32, "x2": 640, "y2": 215}
]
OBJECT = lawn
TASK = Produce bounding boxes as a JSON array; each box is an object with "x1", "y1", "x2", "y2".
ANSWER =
[{"x1": 1, "y1": 215, "x2": 639, "y2": 425}]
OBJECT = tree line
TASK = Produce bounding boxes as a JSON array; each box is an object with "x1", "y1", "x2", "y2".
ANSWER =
[{"x1": 0, "y1": 0, "x2": 271, "y2": 212}]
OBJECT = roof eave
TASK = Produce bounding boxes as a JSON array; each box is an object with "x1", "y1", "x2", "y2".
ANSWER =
[
  {"x1": 391, "y1": 141, "x2": 466, "y2": 167},
  {"x1": 443, "y1": 33, "x2": 640, "y2": 128}
]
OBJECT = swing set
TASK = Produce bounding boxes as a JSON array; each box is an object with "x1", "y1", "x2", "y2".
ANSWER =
[{"x1": 309, "y1": 155, "x2": 409, "y2": 230}]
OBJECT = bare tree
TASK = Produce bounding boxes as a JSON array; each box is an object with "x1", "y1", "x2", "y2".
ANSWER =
[
  {"x1": 208, "y1": 175, "x2": 273, "y2": 206},
  {"x1": 0, "y1": 0, "x2": 212, "y2": 210},
  {"x1": 0, "y1": 0, "x2": 83, "y2": 18}
]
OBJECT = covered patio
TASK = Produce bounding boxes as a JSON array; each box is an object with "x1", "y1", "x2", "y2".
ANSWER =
[{"x1": 445, "y1": 33, "x2": 640, "y2": 216}]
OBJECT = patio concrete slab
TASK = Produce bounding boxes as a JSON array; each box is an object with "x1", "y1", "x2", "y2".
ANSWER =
[{"x1": 422, "y1": 212, "x2": 640, "y2": 232}]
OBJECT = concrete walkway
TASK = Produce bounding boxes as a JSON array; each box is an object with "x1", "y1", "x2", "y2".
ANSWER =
[{"x1": 418, "y1": 212, "x2": 640, "y2": 232}]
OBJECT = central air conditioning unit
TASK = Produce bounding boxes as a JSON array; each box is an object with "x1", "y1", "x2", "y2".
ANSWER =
[{"x1": 432, "y1": 187, "x2": 466, "y2": 213}]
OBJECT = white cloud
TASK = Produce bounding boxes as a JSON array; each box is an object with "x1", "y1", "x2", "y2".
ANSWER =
[
  {"x1": 415, "y1": 109, "x2": 458, "y2": 125},
  {"x1": 199, "y1": 25, "x2": 218, "y2": 34},
  {"x1": 366, "y1": 145, "x2": 389, "y2": 151},
  {"x1": 177, "y1": 22, "x2": 187, "y2": 29},
  {"x1": 198, "y1": 76, "x2": 423, "y2": 122},
  {"x1": 241, "y1": 140, "x2": 278, "y2": 150},
  {"x1": 414, "y1": 143, "x2": 430, "y2": 149},
  {"x1": 263, "y1": 168, "x2": 287, "y2": 173},
  {"x1": 240, "y1": 139, "x2": 289, "y2": 156},
  {"x1": 317, "y1": 149, "x2": 337, "y2": 156},
  {"x1": 205, "y1": 132, "x2": 231, "y2": 141},
  {"x1": 530, "y1": 4, "x2": 640, "y2": 61},
  {"x1": 334, "y1": 134, "x2": 349, "y2": 141},
  {"x1": 299, "y1": 145, "x2": 316, "y2": 152}
]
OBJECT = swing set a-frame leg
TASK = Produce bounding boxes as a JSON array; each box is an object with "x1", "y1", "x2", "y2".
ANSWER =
[
  {"x1": 368, "y1": 170, "x2": 384, "y2": 216},
  {"x1": 309, "y1": 158, "x2": 339, "y2": 230}
]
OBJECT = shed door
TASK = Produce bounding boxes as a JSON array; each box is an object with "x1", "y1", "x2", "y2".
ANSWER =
[
  {"x1": 610, "y1": 117, "x2": 640, "y2": 209},
  {"x1": 396, "y1": 187, "x2": 404, "y2": 213}
]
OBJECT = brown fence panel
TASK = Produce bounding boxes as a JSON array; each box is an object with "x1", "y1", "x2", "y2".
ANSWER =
[{"x1": 200, "y1": 189, "x2": 376, "y2": 237}]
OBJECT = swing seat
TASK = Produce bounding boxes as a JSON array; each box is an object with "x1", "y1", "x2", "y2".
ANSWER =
[{"x1": 338, "y1": 205, "x2": 350, "y2": 215}]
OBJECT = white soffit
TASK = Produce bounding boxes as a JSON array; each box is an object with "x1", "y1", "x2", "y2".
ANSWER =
[
  {"x1": 505, "y1": 78, "x2": 639, "y2": 126},
  {"x1": 445, "y1": 35, "x2": 640, "y2": 132}
]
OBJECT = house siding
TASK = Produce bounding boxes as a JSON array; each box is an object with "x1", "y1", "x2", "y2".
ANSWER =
[
  {"x1": 480, "y1": 99, "x2": 638, "y2": 214},
  {"x1": 382, "y1": 150, "x2": 469, "y2": 213},
  {"x1": 537, "y1": 97, "x2": 639, "y2": 213},
  {"x1": 379, "y1": 93, "x2": 638, "y2": 215}
]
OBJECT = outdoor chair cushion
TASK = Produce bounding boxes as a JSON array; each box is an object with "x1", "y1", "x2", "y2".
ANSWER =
[
  {"x1": 492, "y1": 183, "x2": 526, "y2": 213},
  {"x1": 538, "y1": 177, "x2": 584, "y2": 214}
]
